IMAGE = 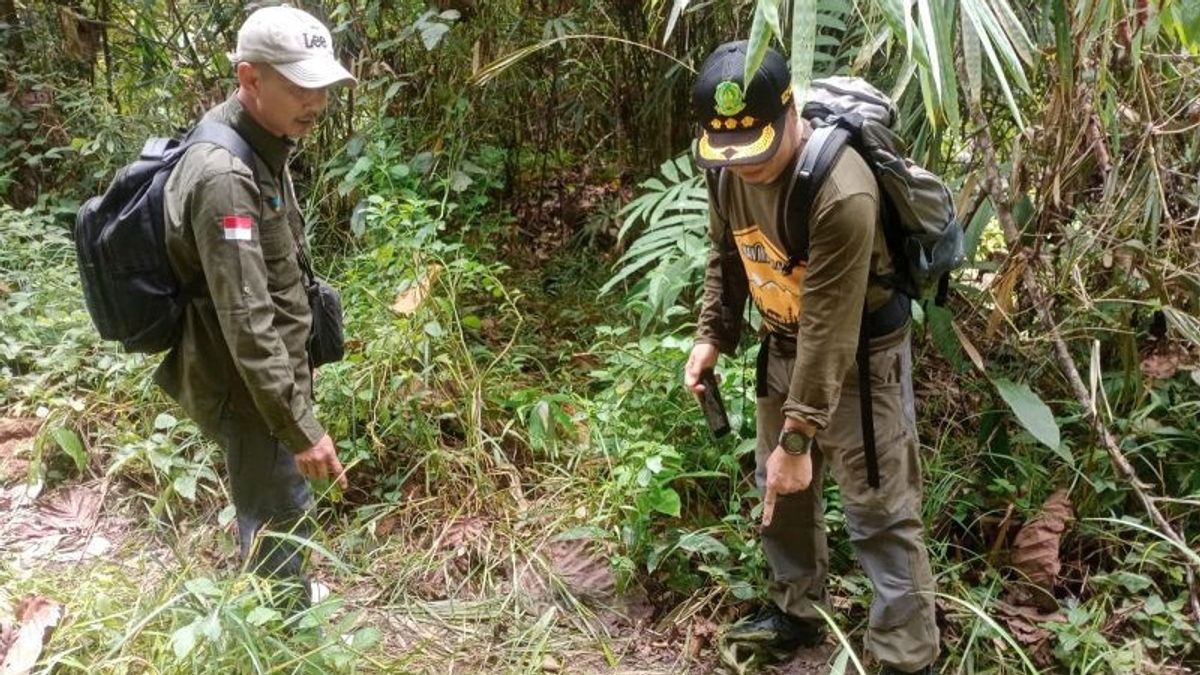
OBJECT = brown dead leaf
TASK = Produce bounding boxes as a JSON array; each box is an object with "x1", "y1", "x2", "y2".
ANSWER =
[
  {"x1": 438, "y1": 516, "x2": 487, "y2": 554},
  {"x1": 511, "y1": 539, "x2": 617, "y2": 606},
  {"x1": 547, "y1": 540, "x2": 615, "y2": 602},
  {"x1": 1, "y1": 596, "x2": 62, "y2": 675},
  {"x1": 1140, "y1": 344, "x2": 1189, "y2": 380},
  {"x1": 951, "y1": 320, "x2": 986, "y2": 372},
  {"x1": 995, "y1": 601, "x2": 1064, "y2": 646},
  {"x1": 1, "y1": 483, "x2": 110, "y2": 566},
  {"x1": 1010, "y1": 489, "x2": 1073, "y2": 607},
  {"x1": 986, "y1": 260, "x2": 1023, "y2": 340},
  {"x1": 0, "y1": 419, "x2": 39, "y2": 483},
  {"x1": 0, "y1": 623, "x2": 14, "y2": 665},
  {"x1": 37, "y1": 485, "x2": 102, "y2": 532},
  {"x1": 391, "y1": 265, "x2": 442, "y2": 315}
]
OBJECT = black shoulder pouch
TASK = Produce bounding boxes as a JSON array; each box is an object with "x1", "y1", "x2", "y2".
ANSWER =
[
  {"x1": 297, "y1": 246, "x2": 345, "y2": 368},
  {"x1": 306, "y1": 276, "x2": 345, "y2": 368}
]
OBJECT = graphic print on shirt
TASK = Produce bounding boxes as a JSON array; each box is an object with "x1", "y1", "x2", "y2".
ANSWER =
[{"x1": 732, "y1": 224, "x2": 807, "y2": 334}]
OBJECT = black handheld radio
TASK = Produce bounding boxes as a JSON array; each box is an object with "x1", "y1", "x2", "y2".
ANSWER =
[{"x1": 698, "y1": 368, "x2": 731, "y2": 438}]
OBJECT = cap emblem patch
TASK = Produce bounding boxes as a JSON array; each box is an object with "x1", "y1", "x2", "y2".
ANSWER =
[{"x1": 714, "y1": 81, "x2": 746, "y2": 117}]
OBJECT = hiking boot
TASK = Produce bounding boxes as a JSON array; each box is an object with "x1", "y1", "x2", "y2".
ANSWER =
[
  {"x1": 724, "y1": 604, "x2": 825, "y2": 651},
  {"x1": 881, "y1": 666, "x2": 934, "y2": 675}
]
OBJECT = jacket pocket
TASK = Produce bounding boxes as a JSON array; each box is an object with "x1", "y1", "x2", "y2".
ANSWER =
[{"x1": 258, "y1": 216, "x2": 301, "y2": 290}]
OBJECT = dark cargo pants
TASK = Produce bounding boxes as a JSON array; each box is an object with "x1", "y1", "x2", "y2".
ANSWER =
[
  {"x1": 214, "y1": 404, "x2": 314, "y2": 582},
  {"x1": 756, "y1": 323, "x2": 939, "y2": 672}
]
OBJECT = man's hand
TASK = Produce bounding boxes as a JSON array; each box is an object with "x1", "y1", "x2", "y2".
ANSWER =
[
  {"x1": 762, "y1": 417, "x2": 818, "y2": 527},
  {"x1": 684, "y1": 343, "x2": 720, "y2": 399},
  {"x1": 294, "y1": 434, "x2": 348, "y2": 489}
]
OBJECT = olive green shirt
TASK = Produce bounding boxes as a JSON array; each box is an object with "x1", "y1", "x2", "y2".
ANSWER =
[
  {"x1": 696, "y1": 135, "x2": 895, "y2": 431},
  {"x1": 153, "y1": 95, "x2": 324, "y2": 453}
]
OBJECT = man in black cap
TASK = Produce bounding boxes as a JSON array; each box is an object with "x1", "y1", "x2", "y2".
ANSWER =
[{"x1": 683, "y1": 42, "x2": 940, "y2": 674}]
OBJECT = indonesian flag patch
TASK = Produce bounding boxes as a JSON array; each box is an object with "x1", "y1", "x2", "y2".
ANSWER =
[{"x1": 222, "y1": 215, "x2": 253, "y2": 241}]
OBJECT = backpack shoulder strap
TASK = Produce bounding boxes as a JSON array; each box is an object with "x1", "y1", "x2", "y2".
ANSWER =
[
  {"x1": 781, "y1": 122, "x2": 851, "y2": 272},
  {"x1": 184, "y1": 121, "x2": 262, "y2": 180},
  {"x1": 705, "y1": 167, "x2": 728, "y2": 218}
]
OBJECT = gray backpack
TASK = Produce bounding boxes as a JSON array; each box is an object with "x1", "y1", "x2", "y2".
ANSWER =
[{"x1": 787, "y1": 76, "x2": 964, "y2": 301}]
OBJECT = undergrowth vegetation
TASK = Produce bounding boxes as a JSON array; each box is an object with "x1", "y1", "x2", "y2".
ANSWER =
[{"x1": 1, "y1": 0, "x2": 1198, "y2": 673}]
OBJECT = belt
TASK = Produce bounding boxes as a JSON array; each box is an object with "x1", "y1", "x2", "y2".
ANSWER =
[{"x1": 755, "y1": 292, "x2": 910, "y2": 398}]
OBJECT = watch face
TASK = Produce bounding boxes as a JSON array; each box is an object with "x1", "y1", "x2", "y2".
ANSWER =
[{"x1": 781, "y1": 430, "x2": 809, "y2": 453}]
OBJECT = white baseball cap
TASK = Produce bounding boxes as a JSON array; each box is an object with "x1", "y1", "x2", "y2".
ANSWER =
[{"x1": 233, "y1": 5, "x2": 356, "y2": 88}]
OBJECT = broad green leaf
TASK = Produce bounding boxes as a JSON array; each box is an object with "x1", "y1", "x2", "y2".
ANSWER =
[
  {"x1": 174, "y1": 473, "x2": 198, "y2": 501},
  {"x1": 351, "y1": 625, "x2": 383, "y2": 651},
  {"x1": 218, "y1": 504, "x2": 236, "y2": 528},
  {"x1": 51, "y1": 427, "x2": 87, "y2": 472},
  {"x1": 184, "y1": 577, "x2": 220, "y2": 597},
  {"x1": 153, "y1": 413, "x2": 177, "y2": 430},
  {"x1": 553, "y1": 526, "x2": 610, "y2": 541},
  {"x1": 791, "y1": 0, "x2": 817, "y2": 98},
  {"x1": 676, "y1": 532, "x2": 729, "y2": 557},
  {"x1": 927, "y1": 305, "x2": 968, "y2": 372},
  {"x1": 645, "y1": 487, "x2": 681, "y2": 517},
  {"x1": 745, "y1": 0, "x2": 784, "y2": 86},
  {"x1": 961, "y1": 10, "x2": 983, "y2": 108},
  {"x1": 962, "y1": 196, "x2": 994, "y2": 263},
  {"x1": 197, "y1": 613, "x2": 222, "y2": 642},
  {"x1": 991, "y1": 378, "x2": 1060, "y2": 451},
  {"x1": 171, "y1": 619, "x2": 200, "y2": 660},
  {"x1": 246, "y1": 606, "x2": 280, "y2": 627}
]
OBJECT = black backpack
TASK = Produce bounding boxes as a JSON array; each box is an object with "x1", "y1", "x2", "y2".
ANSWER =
[{"x1": 74, "y1": 122, "x2": 259, "y2": 353}]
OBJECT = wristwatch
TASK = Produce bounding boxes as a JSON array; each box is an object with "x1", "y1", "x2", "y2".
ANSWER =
[{"x1": 778, "y1": 428, "x2": 813, "y2": 456}]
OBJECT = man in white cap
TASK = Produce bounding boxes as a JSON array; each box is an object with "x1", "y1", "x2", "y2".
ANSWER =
[{"x1": 153, "y1": 4, "x2": 354, "y2": 600}]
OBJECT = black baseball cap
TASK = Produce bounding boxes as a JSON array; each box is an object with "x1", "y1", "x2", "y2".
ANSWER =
[{"x1": 692, "y1": 41, "x2": 793, "y2": 169}]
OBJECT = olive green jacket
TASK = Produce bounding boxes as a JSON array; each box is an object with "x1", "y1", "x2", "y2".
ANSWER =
[
  {"x1": 153, "y1": 95, "x2": 324, "y2": 453},
  {"x1": 696, "y1": 136, "x2": 896, "y2": 432}
]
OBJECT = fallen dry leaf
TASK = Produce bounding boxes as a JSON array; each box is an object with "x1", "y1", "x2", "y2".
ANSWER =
[
  {"x1": 438, "y1": 516, "x2": 487, "y2": 554},
  {"x1": 37, "y1": 485, "x2": 102, "y2": 532},
  {"x1": 986, "y1": 261, "x2": 1023, "y2": 340},
  {"x1": 1140, "y1": 345, "x2": 1188, "y2": 380},
  {"x1": 1010, "y1": 489, "x2": 1073, "y2": 608},
  {"x1": 391, "y1": 265, "x2": 442, "y2": 315},
  {"x1": 995, "y1": 601, "x2": 1064, "y2": 645},
  {"x1": 952, "y1": 320, "x2": 987, "y2": 372},
  {"x1": 0, "y1": 419, "x2": 39, "y2": 483},
  {"x1": 547, "y1": 540, "x2": 615, "y2": 602},
  {"x1": 0, "y1": 623, "x2": 14, "y2": 666},
  {"x1": 1, "y1": 483, "x2": 109, "y2": 566},
  {"x1": 1, "y1": 596, "x2": 62, "y2": 675}
]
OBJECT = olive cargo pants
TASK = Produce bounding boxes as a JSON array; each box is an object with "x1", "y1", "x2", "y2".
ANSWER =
[
  {"x1": 213, "y1": 403, "x2": 314, "y2": 583},
  {"x1": 756, "y1": 323, "x2": 939, "y2": 672}
]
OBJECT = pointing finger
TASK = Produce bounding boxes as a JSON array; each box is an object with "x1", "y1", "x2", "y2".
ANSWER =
[
  {"x1": 331, "y1": 456, "x2": 348, "y2": 489},
  {"x1": 762, "y1": 484, "x2": 777, "y2": 528}
]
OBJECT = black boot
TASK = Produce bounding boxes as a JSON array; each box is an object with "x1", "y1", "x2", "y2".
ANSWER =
[{"x1": 724, "y1": 604, "x2": 825, "y2": 651}]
